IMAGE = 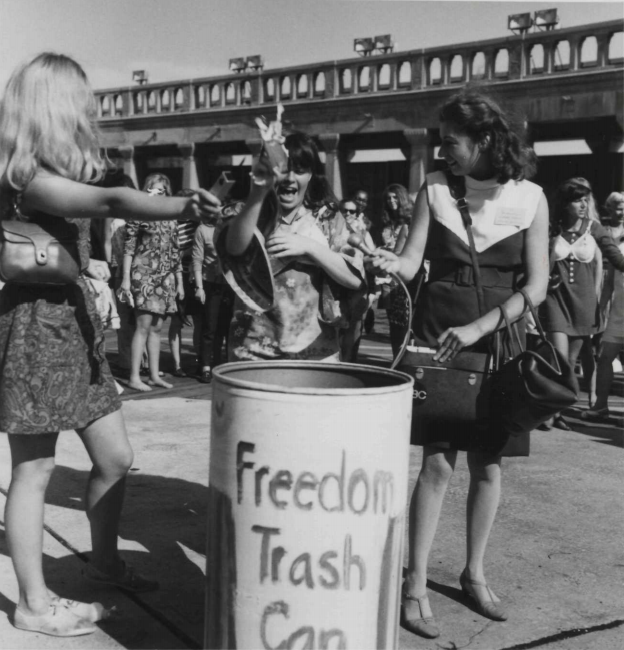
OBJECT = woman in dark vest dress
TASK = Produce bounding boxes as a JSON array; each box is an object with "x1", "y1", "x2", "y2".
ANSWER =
[{"x1": 371, "y1": 90, "x2": 549, "y2": 638}]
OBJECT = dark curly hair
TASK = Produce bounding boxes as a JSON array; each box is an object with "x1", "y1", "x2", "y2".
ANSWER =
[
  {"x1": 259, "y1": 131, "x2": 338, "y2": 234},
  {"x1": 439, "y1": 89, "x2": 536, "y2": 183},
  {"x1": 550, "y1": 177, "x2": 592, "y2": 235}
]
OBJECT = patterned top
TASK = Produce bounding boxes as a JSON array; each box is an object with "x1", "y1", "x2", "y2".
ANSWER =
[
  {"x1": 124, "y1": 220, "x2": 181, "y2": 315},
  {"x1": 219, "y1": 204, "x2": 365, "y2": 362}
]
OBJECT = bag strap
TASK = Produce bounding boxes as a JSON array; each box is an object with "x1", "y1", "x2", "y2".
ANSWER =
[{"x1": 445, "y1": 172, "x2": 486, "y2": 317}]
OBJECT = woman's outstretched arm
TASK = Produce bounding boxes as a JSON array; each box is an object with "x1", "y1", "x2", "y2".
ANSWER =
[{"x1": 20, "y1": 171, "x2": 221, "y2": 222}]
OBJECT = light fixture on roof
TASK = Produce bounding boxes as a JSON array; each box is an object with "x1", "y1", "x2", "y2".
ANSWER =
[
  {"x1": 354, "y1": 37, "x2": 375, "y2": 57},
  {"x1": 245, "y1": 55, "x2": 264, "y2": 72},
  {"x1": 507, "y1": 13, "x2": 533, "y2": 35},
  {"x1": 132, "y1": 70, "x2": 148, "y2": 85},
  {"x1": 229, "y1": 57, "x2": 247, "y2": 73},
  {"x1": 374, "y1": 34, "x2": 395, "y2": 54},
  {"x1": 533, "y1": 8, "x2": 559, "y2": 31}
]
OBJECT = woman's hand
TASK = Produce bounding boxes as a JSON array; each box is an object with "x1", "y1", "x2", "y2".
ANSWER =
[
  {"x1": 252, "y1": 104, "x2": 289, "y2": 188},
  {"x1": 366, "y1": 248, "x2": 401, "y2": 275},
  {"x1": 176, "y1": 284, "x2": 185, "y2": 301},
  {"x1": 434, "y1": 322, "x2": 484, "y2": 362},
  {"x1": 86, "y1": 259, "x2": 111, "y2": 282},
  {"x1": 182, "y1": 189, "x2": 222, "y2": 223},
  {"x1": 266, "y1": 233, "x2": 313, "y2": 259},
  {"x1": 195, "y1": 285, "x2": 206, "y2": 305},
  {"x1": 117, "y1": 278, "x2": 134, "y2": 307}
]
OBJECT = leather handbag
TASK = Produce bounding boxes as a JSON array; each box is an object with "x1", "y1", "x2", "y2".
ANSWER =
[
  {"x1": 490, "y1": 288, "x2": 578, "y2": 436},
  {"x1": 0, "y1": 219, "x2": 80, "y2": 285}
]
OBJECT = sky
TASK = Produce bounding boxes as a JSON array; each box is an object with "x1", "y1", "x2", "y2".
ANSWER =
[{"x1": 0, "y1": 0, "x2": 621, "y2": 91}]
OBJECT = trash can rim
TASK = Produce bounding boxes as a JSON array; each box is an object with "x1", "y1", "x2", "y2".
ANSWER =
[{"x1": 212, "y1": 360, "x2": 414, "y2": 396}]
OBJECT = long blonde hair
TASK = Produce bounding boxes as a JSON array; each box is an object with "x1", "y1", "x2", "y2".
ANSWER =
[{"x1": 0, "y1": 52, "x2": 105, "y2": 192}]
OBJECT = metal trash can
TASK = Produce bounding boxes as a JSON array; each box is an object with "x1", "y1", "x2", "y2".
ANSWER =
[{"x1": 206, "y1": 361, "x2": 413, "y2": 649}]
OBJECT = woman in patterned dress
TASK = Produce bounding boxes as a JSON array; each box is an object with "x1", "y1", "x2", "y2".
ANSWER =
[
  {"x1": 119, "y1": 173, "x2": 183, "y2": 391},
  {"x1": 0, "y1": 53, "x2": 219, "y2": 637},
  {"x1": 371, "y1": 90, "x2": 550, "y2": 638},
  {"x1": 220, "y1": 130, "x2": 364, "y2": 362}
]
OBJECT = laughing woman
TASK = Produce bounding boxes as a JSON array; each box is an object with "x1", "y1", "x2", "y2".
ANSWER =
[{"x1": 220, "y1": 130, "x2": 364, "y2": 361}]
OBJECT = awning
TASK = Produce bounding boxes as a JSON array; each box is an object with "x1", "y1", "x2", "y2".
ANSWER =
[
  {"x1": 347, "y1": 148, "x2": 406, "y2": 163},
  {"x1": 533, "y1": 140, "x2": 592, "y2": 156}
]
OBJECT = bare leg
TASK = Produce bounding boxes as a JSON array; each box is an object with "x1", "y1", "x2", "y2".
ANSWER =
[
  {"x1": 594, "y1": 341, "x2": 622, "y2": 411},
  {"x1": 465, "y1": 452, "x2": 502, "y2": 589},
  {"x1": 405, "y1": 447, "x2": 457, "y2": 597},
  {"x1": 147, "y1": 314, "x2": 172, "y2": 388},
  {"x1": 168, "y1": 315, "x2": 183, "y2": 372},
  {"x1": 580, "y1": 338, "x2": 597, "y2": 406},
  {"x1": 76, "y1": 410, "x2": 133, "y2": 574},
  {"x1": 6, "y1": 433, "x2": 58, "y2": 615},
  {"x1": 128, "y1": 310, "x2": 153, "y2": 391}
]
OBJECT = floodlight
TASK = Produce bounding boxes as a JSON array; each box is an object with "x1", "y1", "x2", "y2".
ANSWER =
[
  {"x1": 374, "y1": 34, "x2": 395, "y2": 54},
  {"x1": 229, "y1": 57, "x2": 247, "y2": 73},
  {"x1": 132, "y1": 70, "x2": 148, "y2": 85},
  {"x1": 354, "y1": 37, "x2": 375, "y2": 57},
  {"x1": 246, "y1": 55, "x2": 264, "y2": 71},
  {"x1": 507, "y1": 13, "x2": 533, "y2": 34},
  {"x1": 534, "y1": 8, "x2": 559, "y2": 31}
]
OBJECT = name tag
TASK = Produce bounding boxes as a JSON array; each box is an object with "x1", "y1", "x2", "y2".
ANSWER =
[{"x1": 494, "y1": 207, "x2": 526, "y2": 227}]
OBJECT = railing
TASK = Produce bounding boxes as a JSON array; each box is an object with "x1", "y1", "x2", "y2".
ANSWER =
[{"x1": 95, "y1": 20, "x2": 623, "y2": 119}]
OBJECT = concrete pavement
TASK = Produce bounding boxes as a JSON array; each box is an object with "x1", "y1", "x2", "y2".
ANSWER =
[{"x1": 0, "y1": 314, "x2": 623, "y2": 649}]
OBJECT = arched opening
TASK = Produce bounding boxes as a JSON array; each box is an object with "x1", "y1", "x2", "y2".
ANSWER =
[
  {"x1": 242, "y1": 81, "x2": 252, "y2": 103},
  {"x1": 114, "y1": 94, "x2": 123, "y2": 115},
  {"x1": 100, "y1": 95, "x2": 110, "y2": 116},
  {"x1": 449, "y1": 54, "x2": 464, "y2": 82},
  {"x1": 264, "y1": 78, "x2": 275, "y2": 101},
  {"x1": 494, "y1": 49, "x2": 509, "y2": 77},
  {"x1": 471, "y1": 51, "x2": 486, "y2": 79},
  {"x1": 313, "y1": 72, "x2": 326, "y2": 96},
  {"x1": 553, "y1": 40, "x2": 570, "y2": 70},
  {"x1": 161, "y1": 89, "x2": 171, "y2": 111},
  {"x1": 428, "y1": 57, "x2": 442, "y2": 85},
  {"x1": 174, "y1": 88, "x2": 184, "y2": 109},
  {"x1": 377, "y1": 63, "x2": 391, "y2": 89},
  {"x1": 225, "y1": 83, "x2": 236, "y2": 105},
  {"x1": 608, "y1": 31, "x2": 624, "y2": 64},
  {"x1": 340, "y1": 68, "x2": 352, "y2": 93},
  {"x1": 296, "y1": 74, "x2": 309, "y2": 98},
  {"x1": 133, "y1": 92, "x2": 144, "y2": 114},
  {"x1": 280, "y1": 76, "x2": 291, "y2": 99},
  {"x1": 529, "y1": 44, "x2": 545, "y2": 73},
  {"x1": 210, "y1": 84, "x2": 221, "y2": 106},
  {"x1": 580, "y1": 36, "x2": 598, "y2": 67},
  {"x1": 358, "y1": 66, "x2": 371, "y2": 92},
  {"x1": 194, "y1": 85, "x2": 205, "y2": 109},
  {"x1": 397, "y1": 61, "x2": 411, "y2": 87}
]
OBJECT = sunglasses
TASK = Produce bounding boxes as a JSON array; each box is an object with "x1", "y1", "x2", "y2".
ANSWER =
[{"x1": 343, "y1": 208, "x2": 357, "y2": 215}]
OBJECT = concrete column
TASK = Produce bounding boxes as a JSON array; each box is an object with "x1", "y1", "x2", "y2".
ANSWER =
[
  {"x1": 403, "y1": 128, "x2": 432, "y2": 195},
  {"x1": 179, "y1": 143, "x2": 199, "y2": 190},
  {"x1": 118, "y1": 145, "x2": 138, "y2": 188},
  {"x1": 318, "y1": 133, "x2": 343, "y2": 200}
]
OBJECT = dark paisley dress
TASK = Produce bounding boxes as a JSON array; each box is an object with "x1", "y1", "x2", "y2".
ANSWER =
[
  {"x1": 0, "y1": 203, "x2": 120, "y2": 435},
  {"x1": 124, "y1": 220, "x2": 181, "y2": 315}
]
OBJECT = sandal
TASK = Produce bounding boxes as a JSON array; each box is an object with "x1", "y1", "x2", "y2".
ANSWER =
[
  {"x1": 553, "y1": 415, "x2": 571, "y2": 431},
  {"x1": 580, "y1": 408, "x2": 611, "y2": 423},
  {"x1": 51, "y1": 596, "x2": 115, "y2": 623},
  {"x1": 460, "y1": 569, "x2": 507, "y2": 621},
  {"x1": 83, "y1": 560, "x2": 159, "y2": 593},
  {"x1": 13, "y1": 603, "x2": 96, "y2": 637},
  {"x1": 400, "y1": 590, "x2": 440, "y2": 638}
]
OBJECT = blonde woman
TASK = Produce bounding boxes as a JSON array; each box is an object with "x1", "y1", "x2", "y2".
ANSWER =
[{"x1": 0, "y1": 53, "x2": 219, "y2": 636}]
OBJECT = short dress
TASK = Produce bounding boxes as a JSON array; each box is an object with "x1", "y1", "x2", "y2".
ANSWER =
[
  {"x1": 413, "y1": 171, "x2": 544, "y2": 456},
  {"x1": 0, "y1": 203, "x2": 120, "y2": 435},
  {"x1": 540, "y1": 219, "x2": 624, "y2": 336},
  {"x1": 218, "y1": 205, "x2": 365, "y2": 362},
  {"x1": 599, "y1": 227, "x2": 624, "y2": 345},
  {"x1": 124, "y1": 220, "x2": 181, "y2": 315}
]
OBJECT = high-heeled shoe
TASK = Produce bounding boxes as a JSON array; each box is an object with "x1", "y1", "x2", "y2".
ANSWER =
[
  {"x1": 400, "y1": 590, "x2": 440, "y2": 638},
  {"x1": 459, "y1": 569, "x2": 507, "y2": 621}
]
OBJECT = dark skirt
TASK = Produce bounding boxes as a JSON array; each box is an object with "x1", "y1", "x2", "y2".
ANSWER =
[{"x1": 0, "y1": 280, "x2": 120, "y2": 435}]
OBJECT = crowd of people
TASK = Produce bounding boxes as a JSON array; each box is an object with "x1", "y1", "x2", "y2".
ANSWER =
[{"x1": 0, "y1": 50, "x2": 622, "y2": 640}]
